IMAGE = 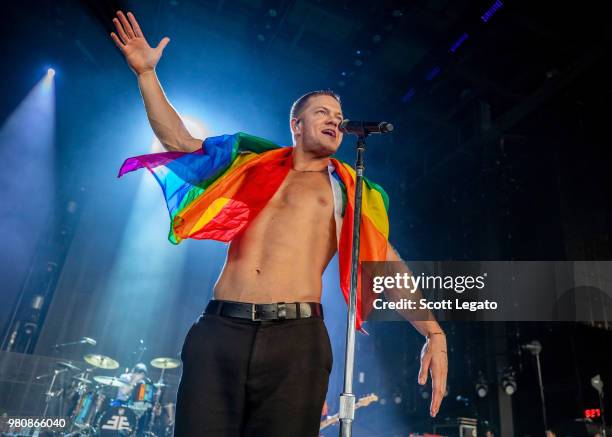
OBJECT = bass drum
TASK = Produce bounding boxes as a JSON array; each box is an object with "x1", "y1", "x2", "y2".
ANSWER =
[{"x1": 96, "y1": 405, "x2": 137, "y2": 436}]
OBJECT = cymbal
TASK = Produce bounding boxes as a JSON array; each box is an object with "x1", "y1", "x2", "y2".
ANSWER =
[
  {"x1": 58, "y1": 361, "x2": 81, "y2": 372},
  {"x1": 84, "y1": 354, "x2": 119, "y2": 370},
  {"x1": 150, "y1": 357, "x2": 181, "y2": 369},
  {"x1": 93, "y1": 376, "x2": 128, "y2": 388},
  {"x1": 72, "y1": 376, "x2": 93, "y2": 384},
  {"x1": 153, "y1": 382, "x2": 170, "y2": 388}
]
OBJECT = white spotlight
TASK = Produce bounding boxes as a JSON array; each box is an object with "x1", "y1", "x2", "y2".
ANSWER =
[
  {"x1": 476, "y1": 382, "x2": 488, "y2": 398},
  {"x1": 47, "y1": 68, "x2": 56, "y2": 77}
]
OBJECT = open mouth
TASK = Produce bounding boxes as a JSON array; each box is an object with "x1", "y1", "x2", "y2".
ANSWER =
[{"x1": 321, "y1": 129, "x2": 337, "y2": 138}]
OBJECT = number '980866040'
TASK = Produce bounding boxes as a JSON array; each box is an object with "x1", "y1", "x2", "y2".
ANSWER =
[{"x1": 3, "y1": 417, "x2": 68, "y2": 430}]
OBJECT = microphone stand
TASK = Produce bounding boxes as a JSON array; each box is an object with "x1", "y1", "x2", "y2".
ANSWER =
[
  {"x1": 599, "y1": 390, "x2": 607, "y2": 437},
  {"x1": 524, "y1": 341, "x2": 548, "y2": 433},
  {"x1": 338, "y1": 134, "x2": 367, "y2": 437}
]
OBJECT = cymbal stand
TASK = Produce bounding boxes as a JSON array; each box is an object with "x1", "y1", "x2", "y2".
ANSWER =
[
  {"x1": 32, "y1": 368, "x2": 66, "y2": 436},
  {"x1": 144, "y1": 368, "x2": 167, "y2": 437}
]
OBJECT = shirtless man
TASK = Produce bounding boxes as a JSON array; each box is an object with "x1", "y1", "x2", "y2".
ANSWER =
[{"x1": 111, "y1": 10, "x2": 447, "y2": 437}]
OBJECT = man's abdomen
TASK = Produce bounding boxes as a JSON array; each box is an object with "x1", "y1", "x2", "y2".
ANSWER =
[{"x1": 212, "y1": 202, "x2": 336, "y2": 303}]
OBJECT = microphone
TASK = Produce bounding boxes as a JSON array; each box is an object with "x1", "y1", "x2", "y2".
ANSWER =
[
  {"x1": 51, "y1": 336, "x2": 97, "y2": 349},
  {"x1": 339, "y1": 119, "x2": 394, "y2": 136}
]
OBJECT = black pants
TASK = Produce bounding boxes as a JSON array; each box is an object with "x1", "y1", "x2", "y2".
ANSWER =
[{"x1": 174, "y1": 307, "x2": 333, "y2": 437}]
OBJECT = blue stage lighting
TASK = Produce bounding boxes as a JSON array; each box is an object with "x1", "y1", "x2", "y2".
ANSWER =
[
  {"x1": 449, "y1": 33, "x2": 469, "y2": 53},
  {"x1": 47, "y1": 68, "x2": 55, "y2": 77},
  {"x1": 481, "y1": 0, "x2": 503, "y2": 23},
  {"x1": 425, "y1": 66, "x2": 441, "y2": 81}
]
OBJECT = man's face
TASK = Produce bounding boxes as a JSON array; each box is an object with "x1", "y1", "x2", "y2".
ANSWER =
[{"x1": 291, "y1": 95, "x2": 344, "y2": 156}]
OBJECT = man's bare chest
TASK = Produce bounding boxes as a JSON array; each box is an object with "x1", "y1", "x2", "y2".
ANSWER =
[{"x1": 266, "y1": 171, "x2": 334, "y2": 218}]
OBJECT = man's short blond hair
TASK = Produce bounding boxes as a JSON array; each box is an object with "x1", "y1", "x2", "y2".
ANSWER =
[{"x1": 289, "y1": 90, "x2": 341, "y2": 121}]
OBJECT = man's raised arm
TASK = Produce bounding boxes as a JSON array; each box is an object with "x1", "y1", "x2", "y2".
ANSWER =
[{"x1": 110, "y1": 10, "x2": 202, "y2": 153}]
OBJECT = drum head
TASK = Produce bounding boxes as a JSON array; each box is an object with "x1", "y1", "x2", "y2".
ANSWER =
[{"x1": 97, "y1": 405, "x2": 137, "y2": 436}]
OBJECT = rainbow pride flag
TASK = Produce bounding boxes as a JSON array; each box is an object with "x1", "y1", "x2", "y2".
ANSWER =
[{"x1": 118, "y1": 132, "x2": 390, "y2": 330}]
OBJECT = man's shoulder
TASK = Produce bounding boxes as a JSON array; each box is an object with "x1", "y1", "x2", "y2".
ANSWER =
[
  {"x1": 234, "y1": 132, "x2": 284, "y2": 154},
  {"x1": 203, "y1": 132, "x2": 284, "y2": 157}
]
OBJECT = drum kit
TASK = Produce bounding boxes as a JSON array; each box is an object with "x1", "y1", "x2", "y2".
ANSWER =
[{"x1": 48, "y1": 351, "x2": 181, "y2": 437}]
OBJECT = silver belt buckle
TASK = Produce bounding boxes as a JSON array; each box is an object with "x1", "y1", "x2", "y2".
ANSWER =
[{"x1": 251, "y1": 303, "x2": 261, "y2": 322}]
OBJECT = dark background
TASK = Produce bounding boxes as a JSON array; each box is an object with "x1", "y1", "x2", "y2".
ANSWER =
[{"x1": 1, "y1": 1, "x2": 611, "y2": 436}]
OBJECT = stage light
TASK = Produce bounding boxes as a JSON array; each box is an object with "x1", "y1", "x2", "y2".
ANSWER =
[
  {"x1": 502, "y1": 376, "x2": 517, "y2": 395},
  {"x1": 476, "y1": 382, "x2": 488, "y2": 398},
  {"x1": 401, "y1": 88, "x2": 415, "y2": 103},
  {"x1": 501, "y1": 368, "x2": 517, "y2": 396},
  {"x1": 449, "y1": 33, "x2": 469, "y2": 53},
  {"x1": 481, "y1": 0, "x2": 503, "y2": 23},
  {"x1": 475, "y1": 374, "x2": 488, "y2": 398},
  {"x1": 503, "y1": 380, "x2": 516, "y2": 395},
  {"x1": 425, "y1": 66, "x2": 441, "y2": 81},
  {"x1": 42, "y1": 68, "x2": 56, "y2": 91}
]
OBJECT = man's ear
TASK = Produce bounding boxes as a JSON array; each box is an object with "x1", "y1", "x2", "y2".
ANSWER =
[{"x1": 290, "y1": 118, "x2": 301, "y2": 136}]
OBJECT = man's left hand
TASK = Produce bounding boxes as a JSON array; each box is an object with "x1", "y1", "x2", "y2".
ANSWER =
[{"x1": 417, "y1": 333, "x2": 448, "y2": 417}]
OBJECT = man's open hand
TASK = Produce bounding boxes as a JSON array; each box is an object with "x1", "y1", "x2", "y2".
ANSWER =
[
  {"x1": 417, "y1": 333, "x2": 448, "y2": 417},
  {"x1": 110, "y1": 11, "x2": 170, "y2": 76}
]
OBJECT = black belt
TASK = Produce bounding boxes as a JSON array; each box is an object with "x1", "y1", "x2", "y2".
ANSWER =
[{"x1": 205, "y1": 300, "x2": 323, "y2": 321}]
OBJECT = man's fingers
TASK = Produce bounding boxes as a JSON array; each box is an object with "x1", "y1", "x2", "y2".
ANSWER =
[
  {"x1": 127, "y1": 12, "x2": 144, "y2": 38},
  {"x1": 429, "y1": 355, "x2": 448, "y2": 417},
  {"x1": 110, "y1": 32, "x2": 126, "y2": 51},
  {"x1": 430, "y1": 391, "x2": 442, "y2": 417},
  {"x1": 113, "y1": 17, "x2": 129, "y2": 44},
  {"x1": 418, "y1": 353, "x2": 432, "y2": 385},
  {"x1": 156, "y1": 37, "x2": 170, "y2": 53},
  {"x1": 430, "y1": 373, "x2": 445, "y2": 416},
  {"x1": 117, "y1": 11, "x2": 135, "y2": 39}
]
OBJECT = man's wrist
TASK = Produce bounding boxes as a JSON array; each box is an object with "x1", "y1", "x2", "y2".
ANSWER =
[
  {"x1": 137, "y1": 69, "x2": 156, "y2": 79},
  {"x1": 425, "y1": 331, "x2": 445, "y2": 339}
]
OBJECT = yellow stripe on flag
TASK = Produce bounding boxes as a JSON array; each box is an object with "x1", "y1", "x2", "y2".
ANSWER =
[
  {"x1": 341, "y1": 164, "x2": 389, "y2": 238},
  {"x1": 191, "y1": 197, "x2": 232, "y2": 233}
]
